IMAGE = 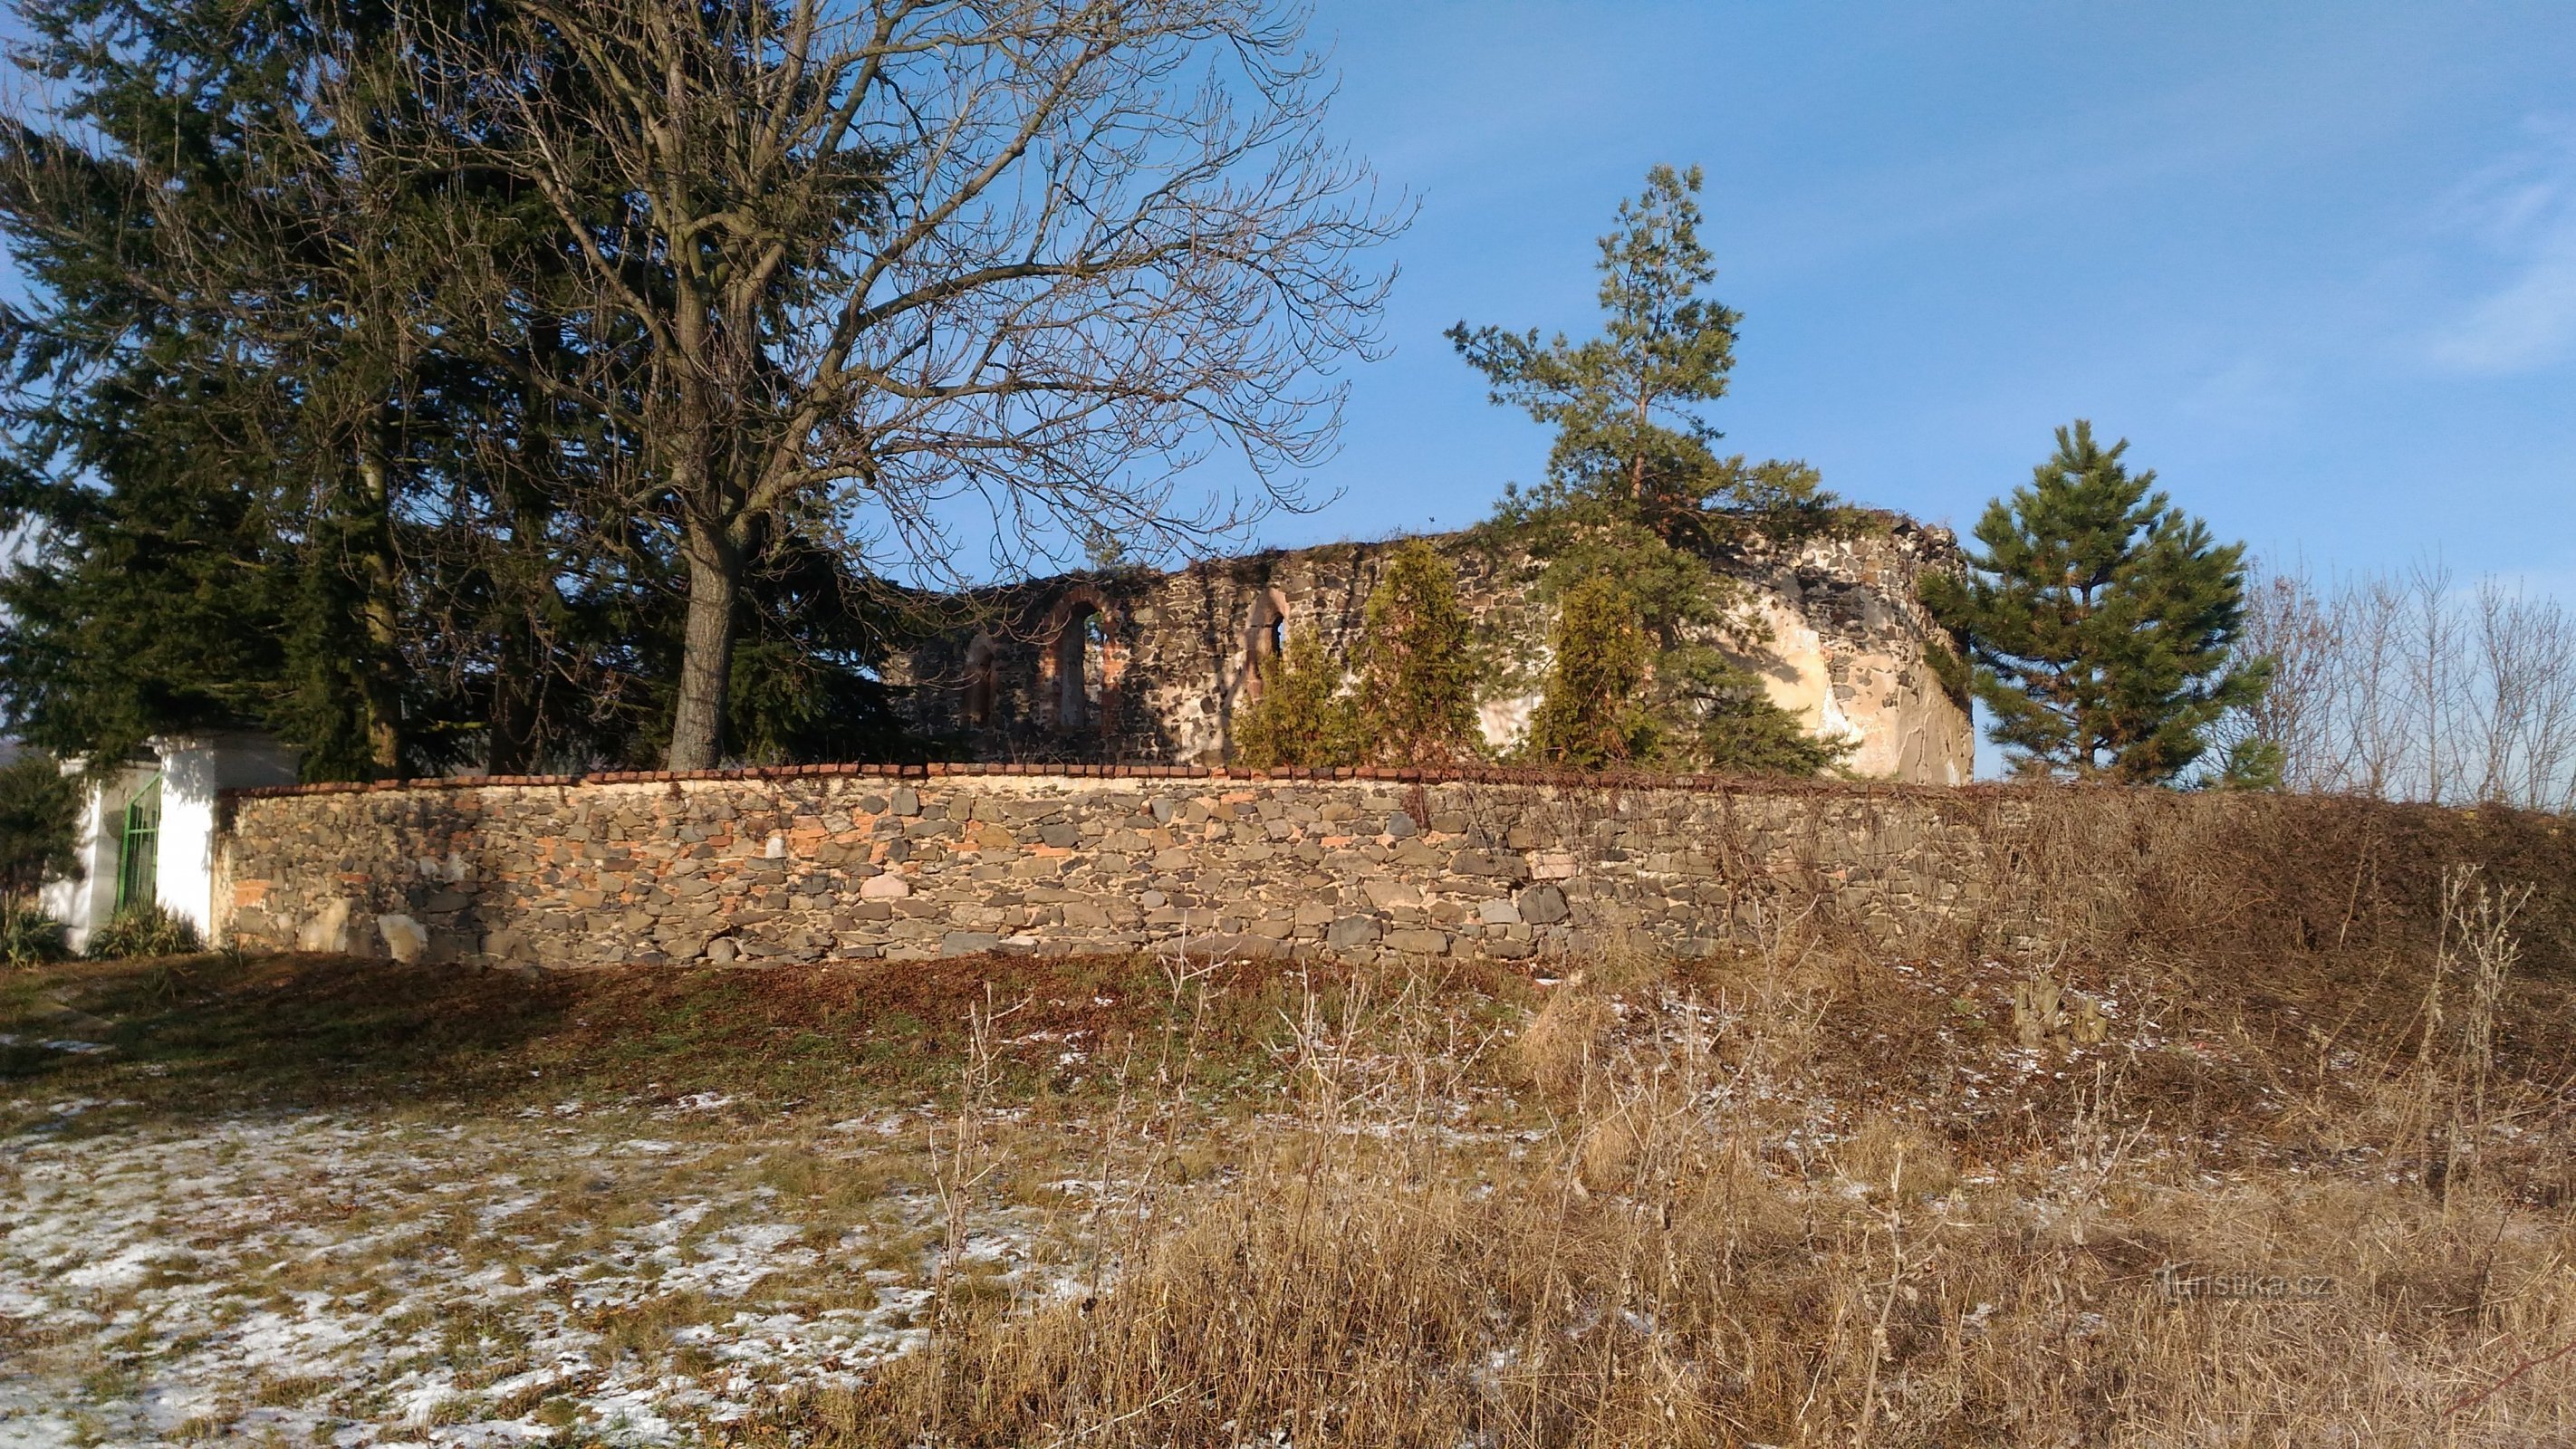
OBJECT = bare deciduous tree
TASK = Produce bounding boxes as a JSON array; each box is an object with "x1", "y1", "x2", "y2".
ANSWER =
[
  {"x1": 2471, "y1": 579, "x2": 2576, "y2": 810},
  {"x1": 2207, "y1": 564, "x2": 2334, "y2": 787},
  {"x1": 436, "y1": 0, "x2": 1400, "y2": 767},
  {"x1": 2231, "y1": 561, "x2": 2576, "y2": 812}
]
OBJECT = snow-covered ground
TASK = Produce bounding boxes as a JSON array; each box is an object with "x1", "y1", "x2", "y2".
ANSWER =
[{"x1": 0, "y1": 1097, "x2": 1072, "y2": 1445}]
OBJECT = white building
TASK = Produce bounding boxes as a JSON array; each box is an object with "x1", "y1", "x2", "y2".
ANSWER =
[{"x1": 41, "y1": 732, "x2": 302, "y2": 953}]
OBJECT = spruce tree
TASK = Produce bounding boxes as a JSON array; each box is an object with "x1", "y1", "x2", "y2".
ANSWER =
[
  {"x1": 1924, "y1": 422, "x2": 2270, "y2": 784},
  {"x1": 0, "y1": 750, "x2": 82, "y2": 901},
  {"x1": 1353, "y1": 541, "x2": 1482, "y2": 765}
]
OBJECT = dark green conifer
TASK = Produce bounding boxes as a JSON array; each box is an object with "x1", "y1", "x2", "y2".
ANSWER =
[
  {"x1": 1924, "y1": 422, "x2": 2270, "y2": 784},
  {"x1": 0, "y1": 750, "x2": 82, "y2": 902}
]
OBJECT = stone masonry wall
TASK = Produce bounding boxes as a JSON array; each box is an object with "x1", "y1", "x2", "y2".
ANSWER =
[{"x1": 217, "y1": 765, "x2": 2020, "y2": 968}]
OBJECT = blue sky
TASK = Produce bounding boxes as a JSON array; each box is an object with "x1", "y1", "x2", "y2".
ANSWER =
[{"x1": 1250, "y1": 1, "x2": 2576, "y2": 597}]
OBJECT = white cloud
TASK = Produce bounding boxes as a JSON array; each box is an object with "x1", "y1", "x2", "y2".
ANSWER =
[{"x1": 2426, "y1": 121, "x2": 2576, "y2": 374}]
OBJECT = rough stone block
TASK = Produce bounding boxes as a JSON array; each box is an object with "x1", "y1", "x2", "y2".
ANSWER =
[
  {"x1": 373, "y1": 916, "x2": 428, "y2": 962},
  {"x1": 1518, "y1": 884, "x2": 1571, "y2": 925},
  {"x1": 1325, "y1": 915, "x2": 1381, "y2": 950},
  {"x1": 1527, "y1": 849, "x2": 1579, "y2": 880},
  {"x1": 295, "y1": 898, "x2": 352, "y2": 954},
  {"x1": 1361, "y1": 879, "x2": 1421, "y2": 909}
]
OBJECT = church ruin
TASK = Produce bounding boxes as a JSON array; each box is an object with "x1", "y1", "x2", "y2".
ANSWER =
[{"x1": 895, "y1": 515, "x2": 1976, "y2": 784}]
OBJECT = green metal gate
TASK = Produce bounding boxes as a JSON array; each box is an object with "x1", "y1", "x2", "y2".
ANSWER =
[{"x1": 114, "y1": 772, "x2": 160, "y2": 913}]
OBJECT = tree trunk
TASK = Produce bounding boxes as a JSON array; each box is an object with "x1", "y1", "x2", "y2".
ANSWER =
[
  {"x1": 353, "y1": 436, "x2": 407, "y2": 776},
  {"x1": 487, "y1": 609, "x2": 540, "y2": 775},
  {"x1": 667, "y1": 522, "x2": 741, "y2": 770}
]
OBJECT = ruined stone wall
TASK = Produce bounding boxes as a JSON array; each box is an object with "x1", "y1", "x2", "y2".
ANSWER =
[
  {"x1": 895, "y1": 519, "x2": 1975, "y2": 785},
  {"x1": 216, "y1": 765, "x2": 2018, "y2": 967}
]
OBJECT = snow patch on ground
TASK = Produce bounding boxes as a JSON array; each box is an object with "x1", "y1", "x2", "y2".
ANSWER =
[{"x1": 0, "y1": 1107, "x2": 1064, "y2": 1444}]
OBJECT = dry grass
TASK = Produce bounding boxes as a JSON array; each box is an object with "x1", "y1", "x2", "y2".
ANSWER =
[
  {"x1": 745, "y1": 864, "x2": 2576, "y2": 1449},
  {"x1": 1509, "y1": 973, "x2": 1613, "y2": 1108}
]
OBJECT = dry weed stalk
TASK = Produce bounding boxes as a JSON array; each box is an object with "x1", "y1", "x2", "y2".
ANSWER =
[
  {"x1": 2411, "y1": 865, "x2": 2531, "y2": 1201},
  {"x1": 927, "y1": 986, "x2": 1018, "y2": 1324},
  {"x1": 1514, "y1": 972, "x2": 1611, "y2": 1111}
]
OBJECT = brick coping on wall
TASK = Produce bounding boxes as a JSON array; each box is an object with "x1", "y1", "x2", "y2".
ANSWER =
[
  {"x1": 226, "y1": 760, "x2": 2005, "y2": 804},
  {"x1": 220, "y1": 764, "x2": 2567, "y2": 832}
]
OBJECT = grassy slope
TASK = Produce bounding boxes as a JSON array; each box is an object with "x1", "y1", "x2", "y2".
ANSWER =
[
  {"x1": 0, "y1": 950, "x2": 1536, "y2": 1131},
  {"x1": 5, "y1": 885, "x2": 2574, "y2": 1446}
]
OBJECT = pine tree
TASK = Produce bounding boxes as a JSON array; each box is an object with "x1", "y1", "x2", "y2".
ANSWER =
[
  {"x1": 1524, "y1": 577, "x2": 1655, "y2": 767},
  {"x1": 1234, "y1": 634, "x2": 1360, "y2": 769},
  {"x1": 1924, "y1": 421, "x2": 2270, "y2": 784},
  {"x1": 1669, "y1": 654, "x2": 1854, "y2": 777},
  {"x1": 1452, "y1": 164, "x2": 1850, "y2": 774},
  {"x1": 1353, "y1": 541, "x2": 1482, "y2": 765},
  {"x1": 1448, "y1": 163, "x2": 1765, "y2": 533}
]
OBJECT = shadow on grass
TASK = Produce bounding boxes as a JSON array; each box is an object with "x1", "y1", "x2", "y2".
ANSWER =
[{"x1": 0, "y1": 951, "x2": 1531, "y2": 1129}]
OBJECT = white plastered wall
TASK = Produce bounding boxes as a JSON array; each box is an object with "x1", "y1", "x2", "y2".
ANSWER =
[
  {"x1": 39, "y1": 760, "x2": 158, "y2": 955},
  {"x1": 153, "y1": 733, "x2": 303, "y2": 945}
]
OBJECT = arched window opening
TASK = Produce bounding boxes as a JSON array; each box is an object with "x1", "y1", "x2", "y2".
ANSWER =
[
  {"x1": 1242, "y1": 590, "x2": 1289, "y2": 705},
  {"x1": 1040, "y1": 587, "x2": 1120, "y2": 735},
  {"x1": 1056, "y1": 605, "x2": 1109, "y2": 730},
  {"x1": 962, "y1": 633, "x2": 998, "y2": 725}
]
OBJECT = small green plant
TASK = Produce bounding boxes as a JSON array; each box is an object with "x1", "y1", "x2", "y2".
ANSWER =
[
  {"x1": 87, "y1": 901, "x2": 203, "y2": 960},
  {"x1": 0, "y1": 898, "x2": 69, "y2": 968}
]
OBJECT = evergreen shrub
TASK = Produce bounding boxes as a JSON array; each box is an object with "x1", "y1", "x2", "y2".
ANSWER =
[
  {"x1": 1353, "y1": 541, "x2": 1483, "y2": 765},
  {"x1": 1235, "y1": 635, "x2": 1360, "y2": 769},
  {"x1": 1524, "y1": 577, "x2": 1655, "y2": 767}
]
